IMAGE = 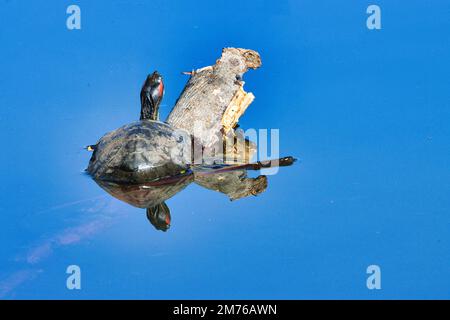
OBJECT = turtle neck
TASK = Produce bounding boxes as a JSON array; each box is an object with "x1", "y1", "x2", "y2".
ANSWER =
[{"x1": 140, "y1": 97, "x2": 157, "y2": 120}]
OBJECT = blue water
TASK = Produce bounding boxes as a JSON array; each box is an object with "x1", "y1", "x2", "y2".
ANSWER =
[{"x1": 0, "y1": 0, "x2": 449, "y2": 299}]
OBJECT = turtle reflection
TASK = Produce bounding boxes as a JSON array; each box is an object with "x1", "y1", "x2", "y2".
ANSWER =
[
  {"x1": 93, "y1": 173, "x2": 193, "y2": 231},
  {"x1": 92, "y1": 164, "x2": 277, "y2": 232}
]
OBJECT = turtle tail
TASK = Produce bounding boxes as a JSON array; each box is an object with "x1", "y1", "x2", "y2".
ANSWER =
[{"x1": 85, "y1": 144, "x2": 97, "y2": 152}]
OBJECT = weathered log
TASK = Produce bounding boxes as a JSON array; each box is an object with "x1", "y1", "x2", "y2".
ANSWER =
[
  {"x1": 166, "y1": 47, "x2": 267, "y2": 200},
  {"x1": 167, "y1": 47, "x2": 261, "y2": 151}
]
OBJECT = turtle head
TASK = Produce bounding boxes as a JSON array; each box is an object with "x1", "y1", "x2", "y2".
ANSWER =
[
  {"x1": 146, "y1": 202, "x2": 171, "y2": 232},
  {"x1": 140, "y1": 71, "x2": 164, "y2": 121}
]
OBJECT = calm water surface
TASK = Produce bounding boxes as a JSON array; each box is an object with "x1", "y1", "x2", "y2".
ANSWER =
[{"x1": 0, "y1": 0, "x2": 449, "y2": 299}]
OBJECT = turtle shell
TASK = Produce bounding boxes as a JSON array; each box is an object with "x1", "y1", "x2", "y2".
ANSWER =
[{"x1": 87, "y1": 120, "x2": 191, "y2": 184}]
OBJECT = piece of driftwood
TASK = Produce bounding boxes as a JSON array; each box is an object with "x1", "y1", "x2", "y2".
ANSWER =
[
  {"x1": 167, "y1": 48, "x2": 261, "y2": 147},
  {"x1": 166, "y1": 47, "x2": 267, "y2": 200}
]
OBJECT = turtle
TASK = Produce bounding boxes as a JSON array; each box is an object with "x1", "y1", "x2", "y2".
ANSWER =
[
  {"x1": 87, "y1": 71, "x2": 192, "y2": 185},
  {"x1": 86, "y1": 71, "x2": 194, "y2": 231},
  {"x1": 86, "y1": 71, "x2": 295, "y2": 231}
]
